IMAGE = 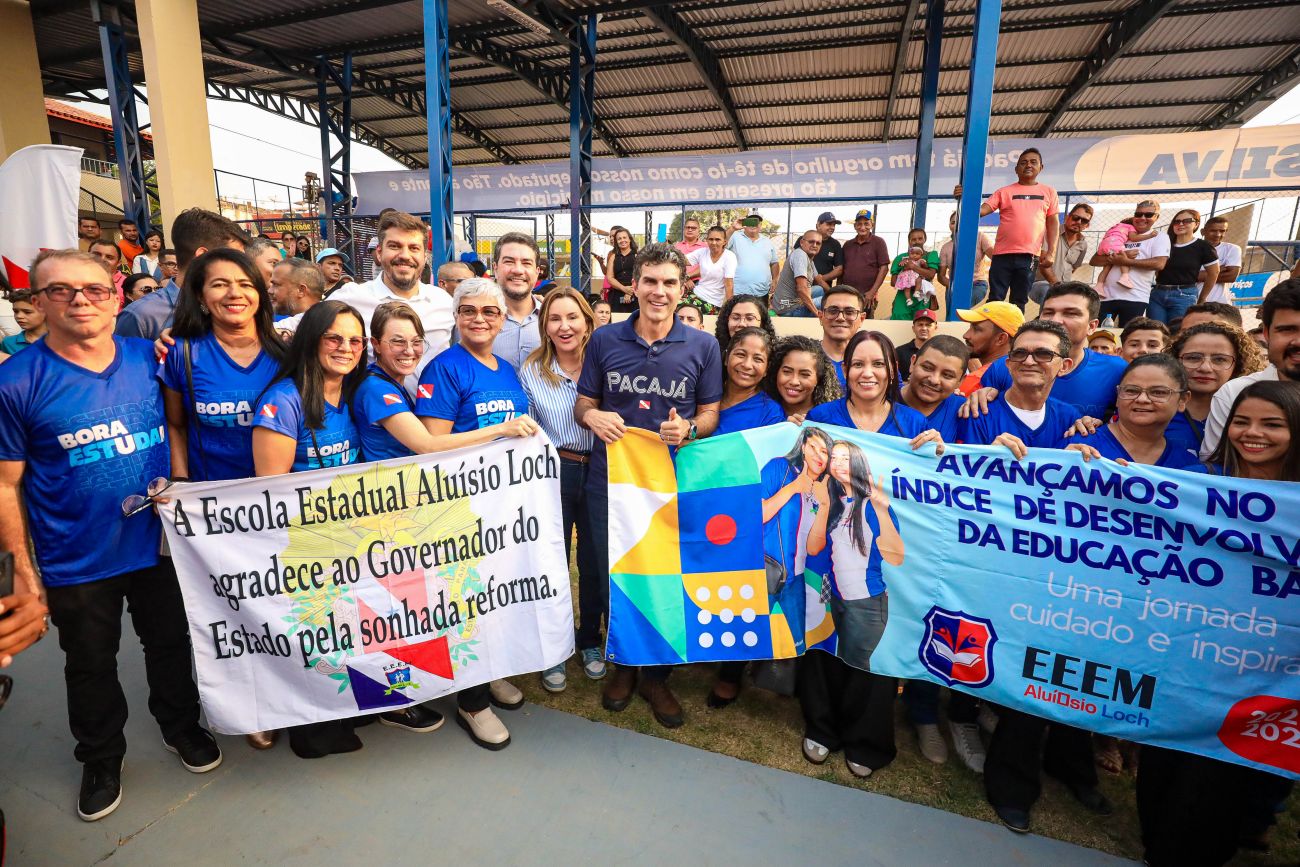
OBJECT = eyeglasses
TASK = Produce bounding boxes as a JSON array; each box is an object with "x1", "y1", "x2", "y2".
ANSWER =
[
  {"x1": 822, "y1": 306, "x2": 862, "y2": 320},
  {"x1": 322, "y1": 332, "x2": 366, "y2": 352},
  {"x1": 1134, "y1": 211, "x2": 1157, "y2": 219},
  {"x1": 382, "y1": 337, "x2": 422, "y2": 352},
  {"x1": 121, "y1": 476, "x2": 173, "y2": 517},
  {"x1": 1171, "y1": 218, "x2": 1197, "y2": 226},
  {"x1": 1179, "y1": 352, "x2": 1235, "y2": 370},
  {"x1": 38, "y1": 283, "x2": 116, "y2": 303},
  {"x1": 135, "y1": 285, "x2": 157, "y2": 295},
  {"x1": 457, "y1": 305, "x2": 503, "y2": 321},
  {"x1": 162, "y1": 261, "x2": 179, "y2": 269},
  {"x1": 1007, "y1": 348, "x2": 1063, "y2": 364},
  {"x1": 1068, "y1": 214, "x2": 1091, "y2": 225},
  {"x1": 1116, "y1": 384, "x2": 1183, "y2": 403}
]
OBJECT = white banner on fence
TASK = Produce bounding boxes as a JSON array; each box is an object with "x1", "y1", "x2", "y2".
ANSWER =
[
  {"x1": 159, "y1": 435, "x2": 574, "y2": 734},
  {"x1": 354, "y1": 125, "x2": 1300, "y2": 214}
]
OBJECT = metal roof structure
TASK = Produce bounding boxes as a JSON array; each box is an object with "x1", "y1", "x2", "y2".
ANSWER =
[{"x1": 30, "y1": 0, "x2": 1300, "y2": 171}]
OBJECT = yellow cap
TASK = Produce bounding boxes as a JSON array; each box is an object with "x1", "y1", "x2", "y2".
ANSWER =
[{"x1": 956, "y1": 301, "x2": 1025, "y2": 336}]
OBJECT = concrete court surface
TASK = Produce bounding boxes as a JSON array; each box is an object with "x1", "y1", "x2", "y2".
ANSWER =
[{"x1": 0, "y1": 628, "x2": 1133, "y2": 866}]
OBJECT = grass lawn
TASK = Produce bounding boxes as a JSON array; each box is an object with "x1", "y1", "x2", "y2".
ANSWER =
[{"x1": 514, "y1": 574, "x2": 1298, "y2": 864}]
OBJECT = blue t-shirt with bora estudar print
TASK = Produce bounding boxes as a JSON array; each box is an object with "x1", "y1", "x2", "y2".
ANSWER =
[
  {"x1": 157, "y1": 331, "x2": 280, "y2": 481},
  {"x1": 414, "y1": 343, "x2": 529, "y2": 433},
  {"x1": 0, "y1": 337, "x2": 170, "y2": 587},
  {"x1": 253, "y1": 378, "x2": 361, "y2": 472}
]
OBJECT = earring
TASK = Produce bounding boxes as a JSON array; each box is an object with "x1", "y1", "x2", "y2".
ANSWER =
[{"x1": 200, "y1": 304, "x2": 209, "y2": 314}]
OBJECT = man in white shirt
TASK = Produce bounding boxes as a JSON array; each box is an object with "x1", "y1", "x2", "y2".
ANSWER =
[
  {"x1": 278, "y1": 211, "x2": 453, "y2": 380},
  {"x1": 1198, "y1": 216, "x2": 1242, "y2": 303},
  {"x1": 1199, "y1": 278, "x2": 1300, "y2": 460},
  {"x1": 1091, "y1": 200, "x2": 1170, "y2": 326}
]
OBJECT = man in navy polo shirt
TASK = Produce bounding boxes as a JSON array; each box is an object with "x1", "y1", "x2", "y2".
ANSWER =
[
  {"x1": 0, "y1": 250, "x2": 220, "y2": 823},
  {"x1": 576, "y1": 243, "x2": 722, "y2": 728}
]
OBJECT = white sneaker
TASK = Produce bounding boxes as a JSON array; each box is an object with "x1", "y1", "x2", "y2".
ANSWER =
[
  {"x1": 489, "y1": 678, "x2": 524, "y2": 710},
  {"x1": 846, "y1": 758, "x2": 873, "y2": 778},
  {"x1": 949, "y1": 721, "x2": 987, "y2": 774},
  {"x1": 915, "y1": 722, "x2": 948, "y2": 764},
  {"x1": 541, "y1": 664, "x2": 567, "y2": 693},
  {"x1": 456, "y1": 708, "x2": 511, "y2": 750},
  {"x1": 977, "y1": 705, "x2": 999, "y2": 734},
  {"x1": 802, "y1": 738, "x2": 830, "y2": 765}
]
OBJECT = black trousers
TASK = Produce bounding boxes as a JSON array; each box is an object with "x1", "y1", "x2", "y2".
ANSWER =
[
  {"x1": 797, "y1": 650, "x2": 897, "y2": 770},
  {"x1": 563, "y1": 457, "x2": 605, "y2": 652},
  {"x1": 983, "y1": 707, "x2": 1096, "y2": 810},
  {"x1": 1137, "y1": 746, "x2": 1287, "y2": 867},
  {"x1": 1098, "y1": 298, "x2": 1147, "y2": 326},
  {"x1": 45, "y1": 560, "x2": 201, "y2": 765}
]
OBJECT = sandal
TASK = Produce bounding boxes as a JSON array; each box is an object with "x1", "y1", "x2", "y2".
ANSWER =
[{"x1": 1095, "y1": 736, "x2": 1123, "y2": 774}]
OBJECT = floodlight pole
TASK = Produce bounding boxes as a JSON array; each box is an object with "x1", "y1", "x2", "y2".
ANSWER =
[
  {"x1": 950, "y1": 0, "x2": 1002, "y2": 314},
  {"x1": 911, "y1": 0, "x2": 945, "y2": 229},
  {"x1": 569, "y1": 15, "x2": 597, "y2": 297},
  {"x1": 425, "y1": 0, "x2": 454, "y2": 268},
  {"x1": 92, "y1": 0, "x2": 155, "y2": 233},
  {"x1": 317, "y1": 52, "x2": 354, "y2": 261}
]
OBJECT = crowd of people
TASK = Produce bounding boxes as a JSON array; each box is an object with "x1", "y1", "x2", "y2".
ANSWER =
[{"x1": 0, "y1": 199, "x2": 1296, "y2": 866}]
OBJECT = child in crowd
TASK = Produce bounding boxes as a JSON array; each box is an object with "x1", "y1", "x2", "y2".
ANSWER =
[
  {"x1": 0, "y1": 290, "x2": 47, "y2": 355},
  {"x1": 1093, "y1": 219, "x2": 1158, "y2": 294},
  {"x1": 891, "y1": 245, "x2": 937, "y2": 319}
]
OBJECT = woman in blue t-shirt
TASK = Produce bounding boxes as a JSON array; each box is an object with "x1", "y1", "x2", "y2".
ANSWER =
[
  {"x1": 159, "y1": 249, "x2": 285, "y2": 487},
  {"x1": 1068, "y1": 355, "x2": 1204, "y2": 471},
  {"x1": 251, "y1": 301, "x2": 368, "y2": 760},
  {"x1": 764, "y1": 335, "x2": 840, "y2": 421},
  {"x1": 1136, "y1": 381, "x2": 1299, "y2": 865},
  {"x1": 353, "y1": 300, "x2": 536, "y2": 461},
  {"x1": 414, "y1": 278, "x2": 535, "y2": 753}
]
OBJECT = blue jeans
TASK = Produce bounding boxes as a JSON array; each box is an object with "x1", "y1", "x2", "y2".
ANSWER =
[
  {"x1": 987, "y1": 253, "x2": 1036, "y2": 310},
  {"x1": 902, "y1": 680, "x2": 979, "y2": 725},
  {"x1": 562, "y1": 457, "x2": 604, "y2": 651},
  {"x1": 1146, "y1": 284, "x2": 1199, "y2": 325}
]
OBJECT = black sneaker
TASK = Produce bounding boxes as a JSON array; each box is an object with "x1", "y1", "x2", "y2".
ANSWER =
[
  {"x1": 78, "y1": 758, "x2": 123, "y2": 822},
  {"x1": 163, "y1": 727, "x2": 223, "y2": 773},
  {"x1": 380, "y1": 704, "x2": 445, "y2": 733}
]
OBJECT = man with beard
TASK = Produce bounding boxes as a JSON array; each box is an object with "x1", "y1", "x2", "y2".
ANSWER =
[
  {"x1": 490, "y1": 232, "x2": 542, "y2": 371},
  {"x1": 1199, "y1": 278, "x2": 1300, "y2": 458},
  {"x1": 277, "y1": 211, "x2": 453, "y2": 381},
  {"x1": 955, "y1": 301, "x2": 1023, "y2": 396},
  {"x1": 268, "y1": 257, "x2": 324, "y2": 319}
]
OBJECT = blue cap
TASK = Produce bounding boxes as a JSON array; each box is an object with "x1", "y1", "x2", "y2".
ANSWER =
[{"x1": 315, "y1": 247, "x2": 349, "y2": 265}]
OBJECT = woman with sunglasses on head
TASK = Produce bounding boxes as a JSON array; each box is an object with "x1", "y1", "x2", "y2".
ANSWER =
[
  {"x1": 294, "y1": 236, "x2": 314, "y2": 261},
  {"x1": 414, "y1": 278, "x2": 538, "y2": 752},
  {"x1": 1165, "y1": 322, "x2": 1266, "y2": 453},
  {"x1": 714, "y1": 294, "x2": 776, "y2": 354},
  {"x1": 1132, "y1": 380, "x2": 1299, "y2": 867},
  {"x1": 1149, "y1": 209, "x2": 1219, "y2": 326},
  {"x1": 519, "y1": 289, "x2": 602, "y2": 694},
  {"x1": 160, "y1": 249, "x2": 286, "y2": 750},
  {"x1": 765, "y1": 335, "x2": 840, "y2": 423},
  {"x1": 705, "y1": 327, "x2": 787, "y2": 708},
  {"x1": 251, "y1": 300, "x2": 366, "y2": 759}
]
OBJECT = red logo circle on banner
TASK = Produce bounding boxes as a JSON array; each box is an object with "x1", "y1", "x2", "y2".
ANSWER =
[
  {"x1": 705, "y1": 514, "x2": 737, "y2": 546},
  {"x1": 1216, "y1": 695, "x2": 1300, "y2": 775}
]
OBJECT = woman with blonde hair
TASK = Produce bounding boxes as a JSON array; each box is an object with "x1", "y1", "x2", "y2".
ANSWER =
[{"x1": 519, "y1": 289, "x2": 603, "y2": 693}]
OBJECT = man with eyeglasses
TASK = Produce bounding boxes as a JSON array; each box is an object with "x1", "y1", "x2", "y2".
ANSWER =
[
  {"x1": 0, "y1": 249, "x2": 219, "y2": 822},
  {"x1": 771, "y1": 230, "x2": 823, "y2": 317},
  {"x1": 436, "y1": 261, "x2": 473, "y2": 297},
  {"x1": 159, "y1": 248, "x2": 179, "y2": 283},
  {"x1": 964, "y1": 282, "x2": 1127, "y2": 422},
  {"x1": 278, "y1": 211, "x2": 453, "y2": 386},
  {"x1": 1030, "y1": 204, "x2": 1093, "y2": 304},
  {"x1": 819, "y1": 284, "x2": 866, "y2": 390},
  {"x1": 1092, "y1": 200, "x2": 1170, "y2": 326}
]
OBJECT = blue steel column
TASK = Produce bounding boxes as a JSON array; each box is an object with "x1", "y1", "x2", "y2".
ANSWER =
[
  {"x1": 424, "y1": 0, "x2": 454, "y2": 269},
  {"x1": 569, "y1": 16, "x2": 596, "y2": 297},
  {"x1": 92, "y1": 0, "x2": 154, "y2": 233},
  {"x1": 911, "y1": 0, "x2": 945, "y2": 229},
  {"x1": 950, "y1": 0, "x2": 1002, "y2": 313},
  {"x1": 545, "y1": 213, "x2": 556, "y2": 276},
  {"x1": 317, "y1": 52, "x2": 355, "y2": 261}
]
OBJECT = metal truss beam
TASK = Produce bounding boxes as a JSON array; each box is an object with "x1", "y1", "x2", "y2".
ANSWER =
[
  {"x1": 91, "y1": 0, "x2": 156, "y2": 232},
  {"x1": 318, "y1": 52, "x2": 354, "y2": 257},
  {"x1": 570, "y1": 16, "x2": 596, "y2": 296},
  {"x1": 425, "y1": 0, "x2": 454, "y2": 267},
  {"x1": 1199, "y1": 46, "x2": 1300, "y2": 129},
  {"x1": 642, "y1": 5, "x2": 746, "y2": 150},
  {"x1": 1036, "y1": 0, "x2": 1180, "y2": 136},
  {"x1": 882, "y1": 0, "x2": 924, "y2": 143}
]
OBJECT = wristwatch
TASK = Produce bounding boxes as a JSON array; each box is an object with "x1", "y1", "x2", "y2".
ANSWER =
[{"x1": 687, "y1": 420, "x2": 698, "y2": 442}]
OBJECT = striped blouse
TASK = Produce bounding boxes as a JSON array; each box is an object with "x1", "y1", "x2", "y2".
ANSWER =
[{"x1": 519, "y1": 356, "x2": 594, "y2": 453}]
